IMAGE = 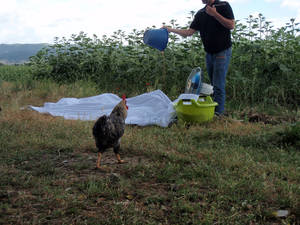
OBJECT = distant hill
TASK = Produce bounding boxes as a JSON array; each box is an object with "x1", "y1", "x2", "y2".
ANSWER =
[{"x1": 0, "y1": 44, "x2": 48, "y2": 64}]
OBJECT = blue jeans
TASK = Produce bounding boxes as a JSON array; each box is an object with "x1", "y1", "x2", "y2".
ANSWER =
[{"x1": 205, "y1": 47, "x2": 232, "y2": 115}]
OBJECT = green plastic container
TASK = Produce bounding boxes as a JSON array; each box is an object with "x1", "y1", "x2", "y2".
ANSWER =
[{"x1": 174, "y1": 96, "x2": 218, "y2": 123}]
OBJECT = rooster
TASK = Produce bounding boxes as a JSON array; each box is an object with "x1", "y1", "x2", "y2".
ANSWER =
[{"x1": 92, "y1": 95, "x2": 128, "y2": 170}]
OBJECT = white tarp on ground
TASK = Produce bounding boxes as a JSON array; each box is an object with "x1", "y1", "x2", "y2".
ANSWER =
[{"x1": 29, "y1": 90, "x2": 177, "y2": 127}]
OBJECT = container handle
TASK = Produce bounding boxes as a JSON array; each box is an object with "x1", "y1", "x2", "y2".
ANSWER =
[
  {"x1": 182, "y1": 99, "x2": 192, "y2": 105},
  {"x1": 205, "y1": 96, "x2": 214, "y2": 104}
]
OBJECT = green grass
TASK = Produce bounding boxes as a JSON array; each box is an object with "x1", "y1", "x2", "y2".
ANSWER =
[{"x1": 1, "y1": 72, "x2": 300, "y2": 224}]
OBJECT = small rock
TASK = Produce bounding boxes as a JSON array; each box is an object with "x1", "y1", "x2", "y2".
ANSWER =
[
  {"x1": 65, "y1": 187, "x2": 72, "y2": 192},
  {"x1": 115, "y1": 200, "x2": 130, "y2": 206},
  {"x1": 272, "y1": 210, "x2": 289, "y2": 218}
]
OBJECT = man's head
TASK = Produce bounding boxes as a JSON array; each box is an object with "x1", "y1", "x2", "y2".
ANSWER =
[{"x1": 202, "y1": 0, "x2": 215, "y2": 5}]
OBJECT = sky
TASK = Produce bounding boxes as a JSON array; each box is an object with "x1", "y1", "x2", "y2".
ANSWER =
[{"x1": 1, "y1": 0, "x2": 299, "y2": 44}]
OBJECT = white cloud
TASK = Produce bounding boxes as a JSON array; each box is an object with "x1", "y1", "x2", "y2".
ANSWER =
[
  {"x1": 264, "y1": 0, "x2": 280, "y2": 2},
  {"x1": 0, "y1": 0, "x2": 298, "y2": 43},
  {"x1": 0, "y1": 0, "x2": 17, "y2": 13},
  {"x1": 0, "y1": 0, "x2": 204, "y2": 43},
  {"x1": 281, "y1": 0, "x2": 300, "y2": 8},
  {"x1": 281, "y1": 0, "x2": 300, "y2": 22}
]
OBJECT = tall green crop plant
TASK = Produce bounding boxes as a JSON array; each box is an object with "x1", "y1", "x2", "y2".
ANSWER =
[
  {"x1": 228, "y1": 16, "x2": 300, "y2": 108},
  {"x1": 29, "y1": 14, "x2": 299, "y2": 108}
]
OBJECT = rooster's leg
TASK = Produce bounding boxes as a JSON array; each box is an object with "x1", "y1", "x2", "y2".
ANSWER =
[
  {"x1": 114, "y1": 145, "x2": 125, "y2": 164},
  {"x1": 96, "y1": 152, "x2": 102, "y2": 169},
  {"x1": 115, "y1": 153, "x2": 124, "y2": 164}
]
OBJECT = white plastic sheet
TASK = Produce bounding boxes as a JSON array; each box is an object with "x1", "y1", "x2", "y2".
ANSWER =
[{"x1": 29, "y1": 90, "x2": 176, "y2": 127}]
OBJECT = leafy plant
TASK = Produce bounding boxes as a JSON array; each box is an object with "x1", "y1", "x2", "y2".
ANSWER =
[{"x1": 27, "y1": 14, "x2": 300, "y2": 108}]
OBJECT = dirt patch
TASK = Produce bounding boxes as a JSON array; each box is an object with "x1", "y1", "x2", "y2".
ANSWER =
[
  {"x1": 56, "y1": 148, "x2": 151, "y2": 179},
  {"x1": 240, "y1": 110, "x2": 298, "y2": 125}
]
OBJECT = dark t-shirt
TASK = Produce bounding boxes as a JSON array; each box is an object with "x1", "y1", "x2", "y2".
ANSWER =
[{"x1": 190, "y1": 0, "x2": 234, "y2": 54}]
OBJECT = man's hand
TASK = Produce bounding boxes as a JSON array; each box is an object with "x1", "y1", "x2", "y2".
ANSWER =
[
  {"x1": 206, "y1": 5, "x2": 217, "y2": 17},
  {"x1": 206, "y1": 4, "x2": 235, "y2": 29},
  {"x1": 162, "y1": 26, "x2": 172, "y2": 32}
]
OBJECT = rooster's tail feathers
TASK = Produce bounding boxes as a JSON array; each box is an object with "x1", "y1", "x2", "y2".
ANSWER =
[{"x1": 93, "y1": 115, "x2": 109, "y2": 136}]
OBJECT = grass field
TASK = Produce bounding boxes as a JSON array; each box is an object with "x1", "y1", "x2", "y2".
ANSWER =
[{"x1": 1, "y1": 67, "x2": 300, "y2": 224}]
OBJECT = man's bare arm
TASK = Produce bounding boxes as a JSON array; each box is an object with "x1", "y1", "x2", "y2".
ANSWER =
[{"x1": 163, "y1": 27, "x2": 196, "y2": 38}]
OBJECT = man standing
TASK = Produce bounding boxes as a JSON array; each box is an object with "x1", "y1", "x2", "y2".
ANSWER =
[{"x1": 164, "y1": 0, "x2": 235, "y2": 115}]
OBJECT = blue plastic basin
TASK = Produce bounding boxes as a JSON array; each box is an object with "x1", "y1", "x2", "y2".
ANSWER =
[{"x1": 143, "y1": 28, "x2": 169, "y2": 51}]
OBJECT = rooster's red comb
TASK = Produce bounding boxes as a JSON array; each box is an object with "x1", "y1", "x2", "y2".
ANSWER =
[{"x1": 122, "y1": 94, "x2": 128, "y2": 110}]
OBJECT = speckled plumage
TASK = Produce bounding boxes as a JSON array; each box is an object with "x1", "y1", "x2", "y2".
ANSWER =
[{"x1": 92, "y1": 99, "x2": 128, "y2": 168}]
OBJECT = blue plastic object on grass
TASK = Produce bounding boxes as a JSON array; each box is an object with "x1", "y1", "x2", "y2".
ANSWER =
[
  {"x1": 191, "y1": 73, "x2": 200, "y2": 89},
  {"x1": 143, "y1": 28, "x2": 169, "y2": 51},
  {"x1": 185, "y1": 67, "x2": 203, "y2": 95}
]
